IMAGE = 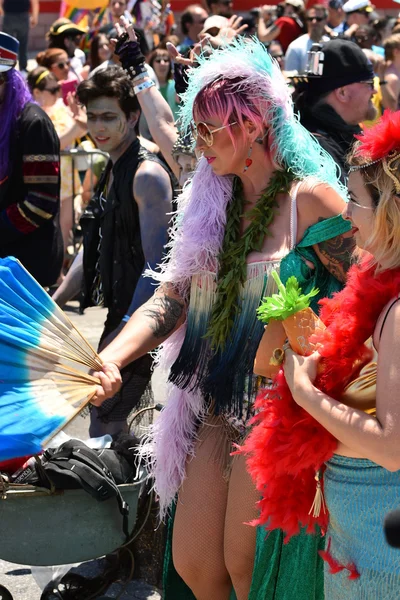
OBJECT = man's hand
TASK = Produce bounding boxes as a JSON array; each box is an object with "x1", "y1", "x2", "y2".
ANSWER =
[{"x1": 30, "y1": 14, "x2": 38, "y2": 27}]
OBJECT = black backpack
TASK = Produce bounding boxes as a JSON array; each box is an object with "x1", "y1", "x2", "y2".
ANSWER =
[{"x1": 39, "y1": 440, "x2": 131, "y2": 540}]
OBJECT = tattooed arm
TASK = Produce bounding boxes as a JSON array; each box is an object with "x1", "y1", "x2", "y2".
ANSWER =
[
  {"x1": 296, "y1": 182, "x2": 355, "y2": 284},
  {"x1": 93, "y1": 284, "x2": 186, "y2": 404},
  {"x1": 313, "y1": 222, "x2": 355, "y2": 283},
  {"x1": 98, "y1": 284, "x2": 186, "y2": 370}
]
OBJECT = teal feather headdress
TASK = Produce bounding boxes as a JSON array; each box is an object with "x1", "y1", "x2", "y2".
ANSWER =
[{"x1": 178, "y1": 37, "x2": 348, "y2": 200}]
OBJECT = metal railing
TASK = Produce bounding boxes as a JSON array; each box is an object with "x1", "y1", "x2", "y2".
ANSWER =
[{"x1": 60, "y1": 148, "x2": 109, "y2": 263}]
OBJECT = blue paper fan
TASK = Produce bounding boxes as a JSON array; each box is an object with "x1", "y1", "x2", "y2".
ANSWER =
[{"x1": 0, "y1": 257, "x2": 102, "y2": 461}]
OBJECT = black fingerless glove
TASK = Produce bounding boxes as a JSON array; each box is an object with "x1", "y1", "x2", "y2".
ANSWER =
[
  {"x1": 173, "y1": 62, "x2": 189, "y2": 96},
  {"x1": 115, "y1": 33, "x2": 147, "y2": 79}
]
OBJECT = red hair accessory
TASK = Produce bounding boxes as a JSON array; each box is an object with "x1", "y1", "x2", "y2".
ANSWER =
[
  {"x1": 354, "y1": 109, "x2": 400, "y2": 161},
  {"x1": 350, "y1": 111, "x2": 400, "y2": 193}
]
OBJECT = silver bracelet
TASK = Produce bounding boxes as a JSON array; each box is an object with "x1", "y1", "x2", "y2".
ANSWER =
[{"x1": 134, "y1": 79, "x2": 155, "y2": 94}]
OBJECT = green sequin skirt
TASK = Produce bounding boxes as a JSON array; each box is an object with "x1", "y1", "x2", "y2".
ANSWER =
[{"x1": 163, "y1": 502, "x2": 325, "y2": 600}]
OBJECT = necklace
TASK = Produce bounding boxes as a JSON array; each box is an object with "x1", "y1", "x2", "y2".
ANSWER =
[{"x1": 205, "y1": 169, "x2": 295, "y2": 351}]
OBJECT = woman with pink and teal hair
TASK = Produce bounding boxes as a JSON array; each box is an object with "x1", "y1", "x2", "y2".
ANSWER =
[{"x1": 93, "y1": 32, "x2": 354, "y2": 600}]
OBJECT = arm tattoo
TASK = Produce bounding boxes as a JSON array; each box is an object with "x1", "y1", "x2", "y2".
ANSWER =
[
  {"x1": 316, "y1": 219, "x2": 356, "y2": 283},
  {"x1": 143, "y1": 295, "x2": 184, "y2": 338}
]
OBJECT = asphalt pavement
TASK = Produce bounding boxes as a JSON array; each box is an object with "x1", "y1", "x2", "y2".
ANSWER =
[{"x1": 0, "y1": 302, "x2": 163, "y2": 600}]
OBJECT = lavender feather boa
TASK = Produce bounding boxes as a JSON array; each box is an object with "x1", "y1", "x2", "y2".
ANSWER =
[{"x1": 138, "y1": 158, "x2": 232, "y2": 518}]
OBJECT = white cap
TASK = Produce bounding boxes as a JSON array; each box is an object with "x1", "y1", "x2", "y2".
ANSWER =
[
  {"x1": 342, "y1": 0, "x2": 373, "y2": 13},
  {"x1": 285, "y1": 0, "x2": 305, "y2": 10},
  {"x1": 201, "y1": 15, "x2": 228, "y2": 34}
]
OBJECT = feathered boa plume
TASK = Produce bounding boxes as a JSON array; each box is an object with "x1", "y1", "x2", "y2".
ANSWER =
[
  {"x1": 141, "y1": 38, "x2": 348, "y2": 518},
  {"x1": 354, "y1": 109, "x2": 400, "y2": 161},
  {"x1": 239, "y1": 259, "x2": 400, "y2": 541}
]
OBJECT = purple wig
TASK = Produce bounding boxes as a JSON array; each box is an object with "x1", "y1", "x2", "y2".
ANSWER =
[{"x1": 0, "y1": 70, "x2": 33, "y2": 181}]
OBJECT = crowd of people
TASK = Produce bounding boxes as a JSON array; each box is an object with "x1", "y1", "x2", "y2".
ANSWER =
[{"x1": 2, "y1": 0, "x2": 400, "y2": 597}]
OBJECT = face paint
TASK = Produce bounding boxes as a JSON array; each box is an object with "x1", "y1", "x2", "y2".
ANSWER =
[{"x1": 86, "y1": 96, "x2": 136, "y2": 156}]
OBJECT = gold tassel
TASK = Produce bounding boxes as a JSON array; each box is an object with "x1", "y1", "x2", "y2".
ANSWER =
[
  {"x1": 308, "y1": 470, "x2": 326, "y2": 518},
  {"x1": 269, "y1": 348, "x2": 285, "y2": 366}
]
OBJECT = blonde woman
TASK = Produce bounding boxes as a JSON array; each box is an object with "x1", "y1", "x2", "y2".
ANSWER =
[{"x1": 283, "y1": 110, "x2": 400, "y2": 597}]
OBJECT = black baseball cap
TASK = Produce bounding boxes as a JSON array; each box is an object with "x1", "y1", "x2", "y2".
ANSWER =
[{"x1": 305, "y1": 39, "x2": 374, "y2": 95}]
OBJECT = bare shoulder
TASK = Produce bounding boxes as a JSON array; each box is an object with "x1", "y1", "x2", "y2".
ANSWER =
[
  {"x1": 374, "y1": 296, "x2": 400, "y2": 352},
  {"x1": 295, "y1": 179, "x2": 346, "y2": 237},
  {"x1": 133, "y1": 159, "x2": 172, "y2": 202}
]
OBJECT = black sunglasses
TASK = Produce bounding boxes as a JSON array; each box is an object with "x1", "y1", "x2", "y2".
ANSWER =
[
  {"x1": 306, "y1": 16, "x2": 325, "y2": 21},
  {"x1": 55, "y1": 61, "x2": 70, "y2": 69}
]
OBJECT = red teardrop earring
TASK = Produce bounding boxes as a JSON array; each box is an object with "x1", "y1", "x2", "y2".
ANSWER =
[{"x1": 243, "y1": 144, "x2": 253, "y2": 173}]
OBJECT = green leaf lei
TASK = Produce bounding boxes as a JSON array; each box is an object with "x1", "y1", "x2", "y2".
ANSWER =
[{"x1": 205, "y1": 169, "x2": 295, "y2": 352}]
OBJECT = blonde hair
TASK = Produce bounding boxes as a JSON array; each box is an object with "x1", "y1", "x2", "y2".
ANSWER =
[
  {"x1": 348, "y1": 147, "x2": 400, "y2": 270},
  {"x1": 384, "y1": 33, "x2": 400, "y2": 61}
]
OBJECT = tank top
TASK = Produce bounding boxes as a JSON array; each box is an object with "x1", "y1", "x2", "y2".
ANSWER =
[{"x1": 169, "y1": 181, "x2": 351, "y2": 418}]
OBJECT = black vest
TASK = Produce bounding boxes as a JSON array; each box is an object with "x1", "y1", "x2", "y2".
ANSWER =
[{"x1": 80, "y1": 139, "x2": 170, "y2": 324}]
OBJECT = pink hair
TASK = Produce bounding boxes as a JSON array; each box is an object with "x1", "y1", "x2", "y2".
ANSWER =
[{"x1": 193, "y1": 77, "x2": 271, "y2": 153}]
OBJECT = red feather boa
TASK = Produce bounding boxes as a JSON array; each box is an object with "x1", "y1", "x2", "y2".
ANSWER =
[{"x1": 240, "y1": 260, "x2": 400, "y2": 542}]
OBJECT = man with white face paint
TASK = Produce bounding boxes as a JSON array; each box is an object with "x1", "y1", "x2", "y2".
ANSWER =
[{"x1": 77, "y1": 66, "x2": 174, "y2": 436}]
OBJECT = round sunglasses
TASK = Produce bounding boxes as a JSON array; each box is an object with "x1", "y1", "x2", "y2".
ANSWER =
[{"x1": 190, "y1": 121, "x2": 237, "y2": 147}]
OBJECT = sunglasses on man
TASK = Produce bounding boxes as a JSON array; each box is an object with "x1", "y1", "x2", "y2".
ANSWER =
[{"x1": 306, "y1": 16, "x2": 325, "y2": 22}]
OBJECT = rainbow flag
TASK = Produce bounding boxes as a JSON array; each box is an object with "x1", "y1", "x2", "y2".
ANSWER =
[
  {"x1": 60, "y1": 0, "x2": 110, "y2": 53},
  {"x1": 60, "y1": 0, "x2": 108, "y2": 27}
]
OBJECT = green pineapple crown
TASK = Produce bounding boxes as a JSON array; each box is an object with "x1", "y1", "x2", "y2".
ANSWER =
[{"x1": 257, "y1": 271, "x2": 319, "y2": 323}]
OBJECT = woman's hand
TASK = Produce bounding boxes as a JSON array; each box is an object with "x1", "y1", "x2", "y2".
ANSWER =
[
  {"x1": 283, "y1": 346, "x2": 321, "y2": 403},
  {"x1": 91, "y1": 362, "x2": 122, "y2": 407},
  {"x1": 376, "y1": 59, "x2": 391, "y2": 82},
  {"x1": 67, "y1": 92, "x2": 87, "y2": 132}
]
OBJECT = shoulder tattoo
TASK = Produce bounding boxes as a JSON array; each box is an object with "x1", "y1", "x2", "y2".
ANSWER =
[{"x1": 316, "y1": 219, "x2": 356, "y2": 283}]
